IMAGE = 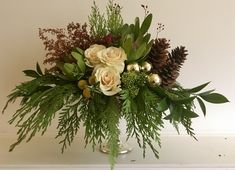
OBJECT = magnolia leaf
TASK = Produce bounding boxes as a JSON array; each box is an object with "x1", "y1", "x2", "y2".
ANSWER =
[
  {"x1": 36, "y1": 62, "x2": 43, "y2": 75},
  {"x1": 186, "y1": 82, "x2": 210, "y2": 93},
  {"x1": 140, "y1": 14, "x2": 152, "y2": 34},
  {"x1": 197, "y1": 97, "x2": 206, "y2": 116},
  {"x1": 200, "y1": 93, "x2": 229, "y2": 104},
  {"x1": 23, "y1": 70, "x2": 40, "y2": 78}
]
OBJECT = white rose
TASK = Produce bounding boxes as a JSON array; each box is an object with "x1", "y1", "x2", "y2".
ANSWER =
[
  {"x1": 97, "y1": 47, "x2": 127, "y2": 73},
  {"x1": 94, "y1": 65, "x2": 122, "y2": 96},
  {"x1": 84, "y1": 44, "x2": 106, "y2": 67}
]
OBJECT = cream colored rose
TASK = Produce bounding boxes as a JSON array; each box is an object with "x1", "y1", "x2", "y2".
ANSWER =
[
  {"x1": 97, "y1": 47, "x2": 127, "y2": 73},
  {"x1": 94, "y1": 65, "x2": 121, "y2": 96},
  {"x1": 84, "y1": 44, "x2": 106, "y2": 67}
]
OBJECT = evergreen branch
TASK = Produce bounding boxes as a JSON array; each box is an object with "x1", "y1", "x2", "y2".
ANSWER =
[
  {"x1": 80, "y1": 93, "x2": 108, "y2": 149},
  {"x1": 104, "y1": 97, "x2": 120, "y2": 170},
  {"x1": 181, "y1": 117, "x2": 197, "y2": 140},
  {"x1": 89, "y1": 1, "x2": 107, "y2": 37},
  {"x1": 56, "y1": 94, "x2": 82, "y2": 153},
  {"x1": 106, "y1": 0, "x2": 123, "y2": 35},
  {"x1": 2, "y1": 72, "x2": 79, "y2": 152},
  {"x1": 122, "y1": 86, "x2": 164, "y2": 159}
]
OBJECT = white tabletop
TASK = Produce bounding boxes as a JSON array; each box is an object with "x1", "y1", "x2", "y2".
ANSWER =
[{"x1": 0, "y1": 134, "x2": 235, "y2": 170}]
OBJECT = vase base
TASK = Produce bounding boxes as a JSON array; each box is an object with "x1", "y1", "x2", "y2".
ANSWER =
[{"x1": 99, "y1": 141, "x2": 132, "y2": 154}]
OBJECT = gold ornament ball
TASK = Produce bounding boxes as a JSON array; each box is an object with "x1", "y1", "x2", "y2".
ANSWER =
[
  {"x1": 141, "y1": 61, "x2": 152, "y2": 72},
  {"x1": 83, "y1": 88, "x2": 91, "y2": 98},
  {"x1": 148, "y1": 73, "x2": 162, "y2": 86},
  {"x1": 127, "y1": 63, "x2": 140, "y2": 72},
  {"x1": 77, "y1": 80, "x2": 88, "y2": 90},
  {"x1": 88, "y1": 76, "x2": 96, "y2": 85}
]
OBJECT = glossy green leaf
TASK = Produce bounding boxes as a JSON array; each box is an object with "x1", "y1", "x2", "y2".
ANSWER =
[
  {"x1": 140, "y1": 14, "x2": 153, "y2": 34},
  {"x1": 182, "y1": 108, "x2": 199, "y2": 118},
  {"x1": 151, "y1": 85, "x2": 167, "y2": 97},
  {"x1": 23, "y1": 70, "x2": 40, "y2": 78},
  {"x1": 164, "y1": 105, "x2": 182, "y2": 121},
  {"x1": 157, "y1": 98, "x2": 168, "y2": 112},
  {"x1": 197, "y1": 97, "x2": 206, "y2": 116},
  {"x1": 173, "y1": 96, "x2": 196, "y2": 104},
  {"x1": 200, "y1": 93, "x2": 229, "y2": 104},
  {"x1": 36, "y1": 62, "x2": 43, "y2": 75},
  {"x1": 198, "y1": 89, "x2": 215, "y2": 96},
  {"x1": 186, "y1": 82, "x2": 210, "y2": 93}
]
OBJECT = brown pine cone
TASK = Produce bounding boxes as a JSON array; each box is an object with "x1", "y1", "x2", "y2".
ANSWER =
[
  {"x1": 158, "y1": 46, "x2": 188, "y2": 87},
  {"x1": 147, "y1": 38, "x2": 170, "y2": 73}
]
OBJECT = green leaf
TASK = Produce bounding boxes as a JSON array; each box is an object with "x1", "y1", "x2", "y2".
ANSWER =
[
  {"x1": 151, "y1": 85, "x2": 167, "y2": 97},
  {"x1": 157, "y1": 98, "x2": 168, "y2": 112},
  {"x1": 173, "y1": 96, "x2": 196, "y2": 104},
  {"x1": 63, "y1": 63, "x2": 75, "y2": 76},
  {"x1": 182, "y1": 108, "x2": 199, "y2": 118},
  {"x1": 186, "y1": 82, "x2": 210, "y2": 93},
  {"x1": 23, "y1": 70, "x2": 40, "y2": 78},
  {"x1": 123, "y1": 35, "x2": 133, "y2": 56},
  {"x1": 75, "y1": 47, "x2": 84, "y2": 55},
  {"x1": 197, "y1": 97, "x2": 206, "y2": 116},
  {"x1": 165, "y1": 105, "x2": 182, "y2": 121},
  {"x1": 71, "y1": 52, "x2": 86, "y2": 73},
  {"x1": 143, "y1": 33, "x2": 151, "y2": 43},
  {"x1": 198, "y1": 89, "x2": 215, "y2": 96},
  {"x1": 134, "y1": 17, "x2": 140, "y2": 39},
  {"x1": 130, "y1": 43, "x2": 146, "y2": 61},
  {"x1": 164, "y1": 114, "x2": 172, "y2": 120},
  {"x1": 36, "y1": 62, "x2": 43, "y2": 75},
  {"x1": 200, "y1": 93, "x2": 229, "y2": 104},
  {"x1": 139, "y1": 40, "x2": 154, "y2": 62},
  {"x1": 140, "y1": 14, "x2": 153, "y2": 34}
]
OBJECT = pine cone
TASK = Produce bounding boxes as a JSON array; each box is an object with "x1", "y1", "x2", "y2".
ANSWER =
[
  {"x1": 147, "y1": 38, "x2": 170, "y2": 73},
  {"x1": 158, "y1": 46, "x2": 188, "y2": 87},
  {"x1": 168, "y1": 46, "x2": 187, "y2": 68}
]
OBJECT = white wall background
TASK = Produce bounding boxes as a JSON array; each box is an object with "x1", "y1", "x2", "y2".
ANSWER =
[{"x1": 0, "y1": 0, "x2": 234, "y2": 136}]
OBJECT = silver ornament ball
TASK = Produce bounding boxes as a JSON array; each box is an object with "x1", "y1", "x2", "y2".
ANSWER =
[
  {"x1": 141, "y1": 61, "x2": 152, "y2": 72},
  {"x1": 148, "y1": 73, "x2": 162, "y2": 86}
]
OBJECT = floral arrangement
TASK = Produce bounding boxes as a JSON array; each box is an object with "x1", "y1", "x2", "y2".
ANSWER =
[{"x1": 3, "y1": 1, "x2": 228, "y2": 169}]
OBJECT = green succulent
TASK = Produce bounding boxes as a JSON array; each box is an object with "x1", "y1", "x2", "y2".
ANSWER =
[{"x1": 121, "y1": 14, "x2": 154, "y2": 63}]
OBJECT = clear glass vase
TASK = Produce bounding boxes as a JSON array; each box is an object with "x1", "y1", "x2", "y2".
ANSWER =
[
  {"x1": 99, "y1": 119, "x2": 132, "y2": 154},
  {"x1": 99, "y1": 140, "x2": 132, "y2": 154}
]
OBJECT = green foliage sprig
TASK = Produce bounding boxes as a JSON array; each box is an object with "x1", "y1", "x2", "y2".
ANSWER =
[{"x1": 89, "y1": 0, "x2": 123, "y2": 38}]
